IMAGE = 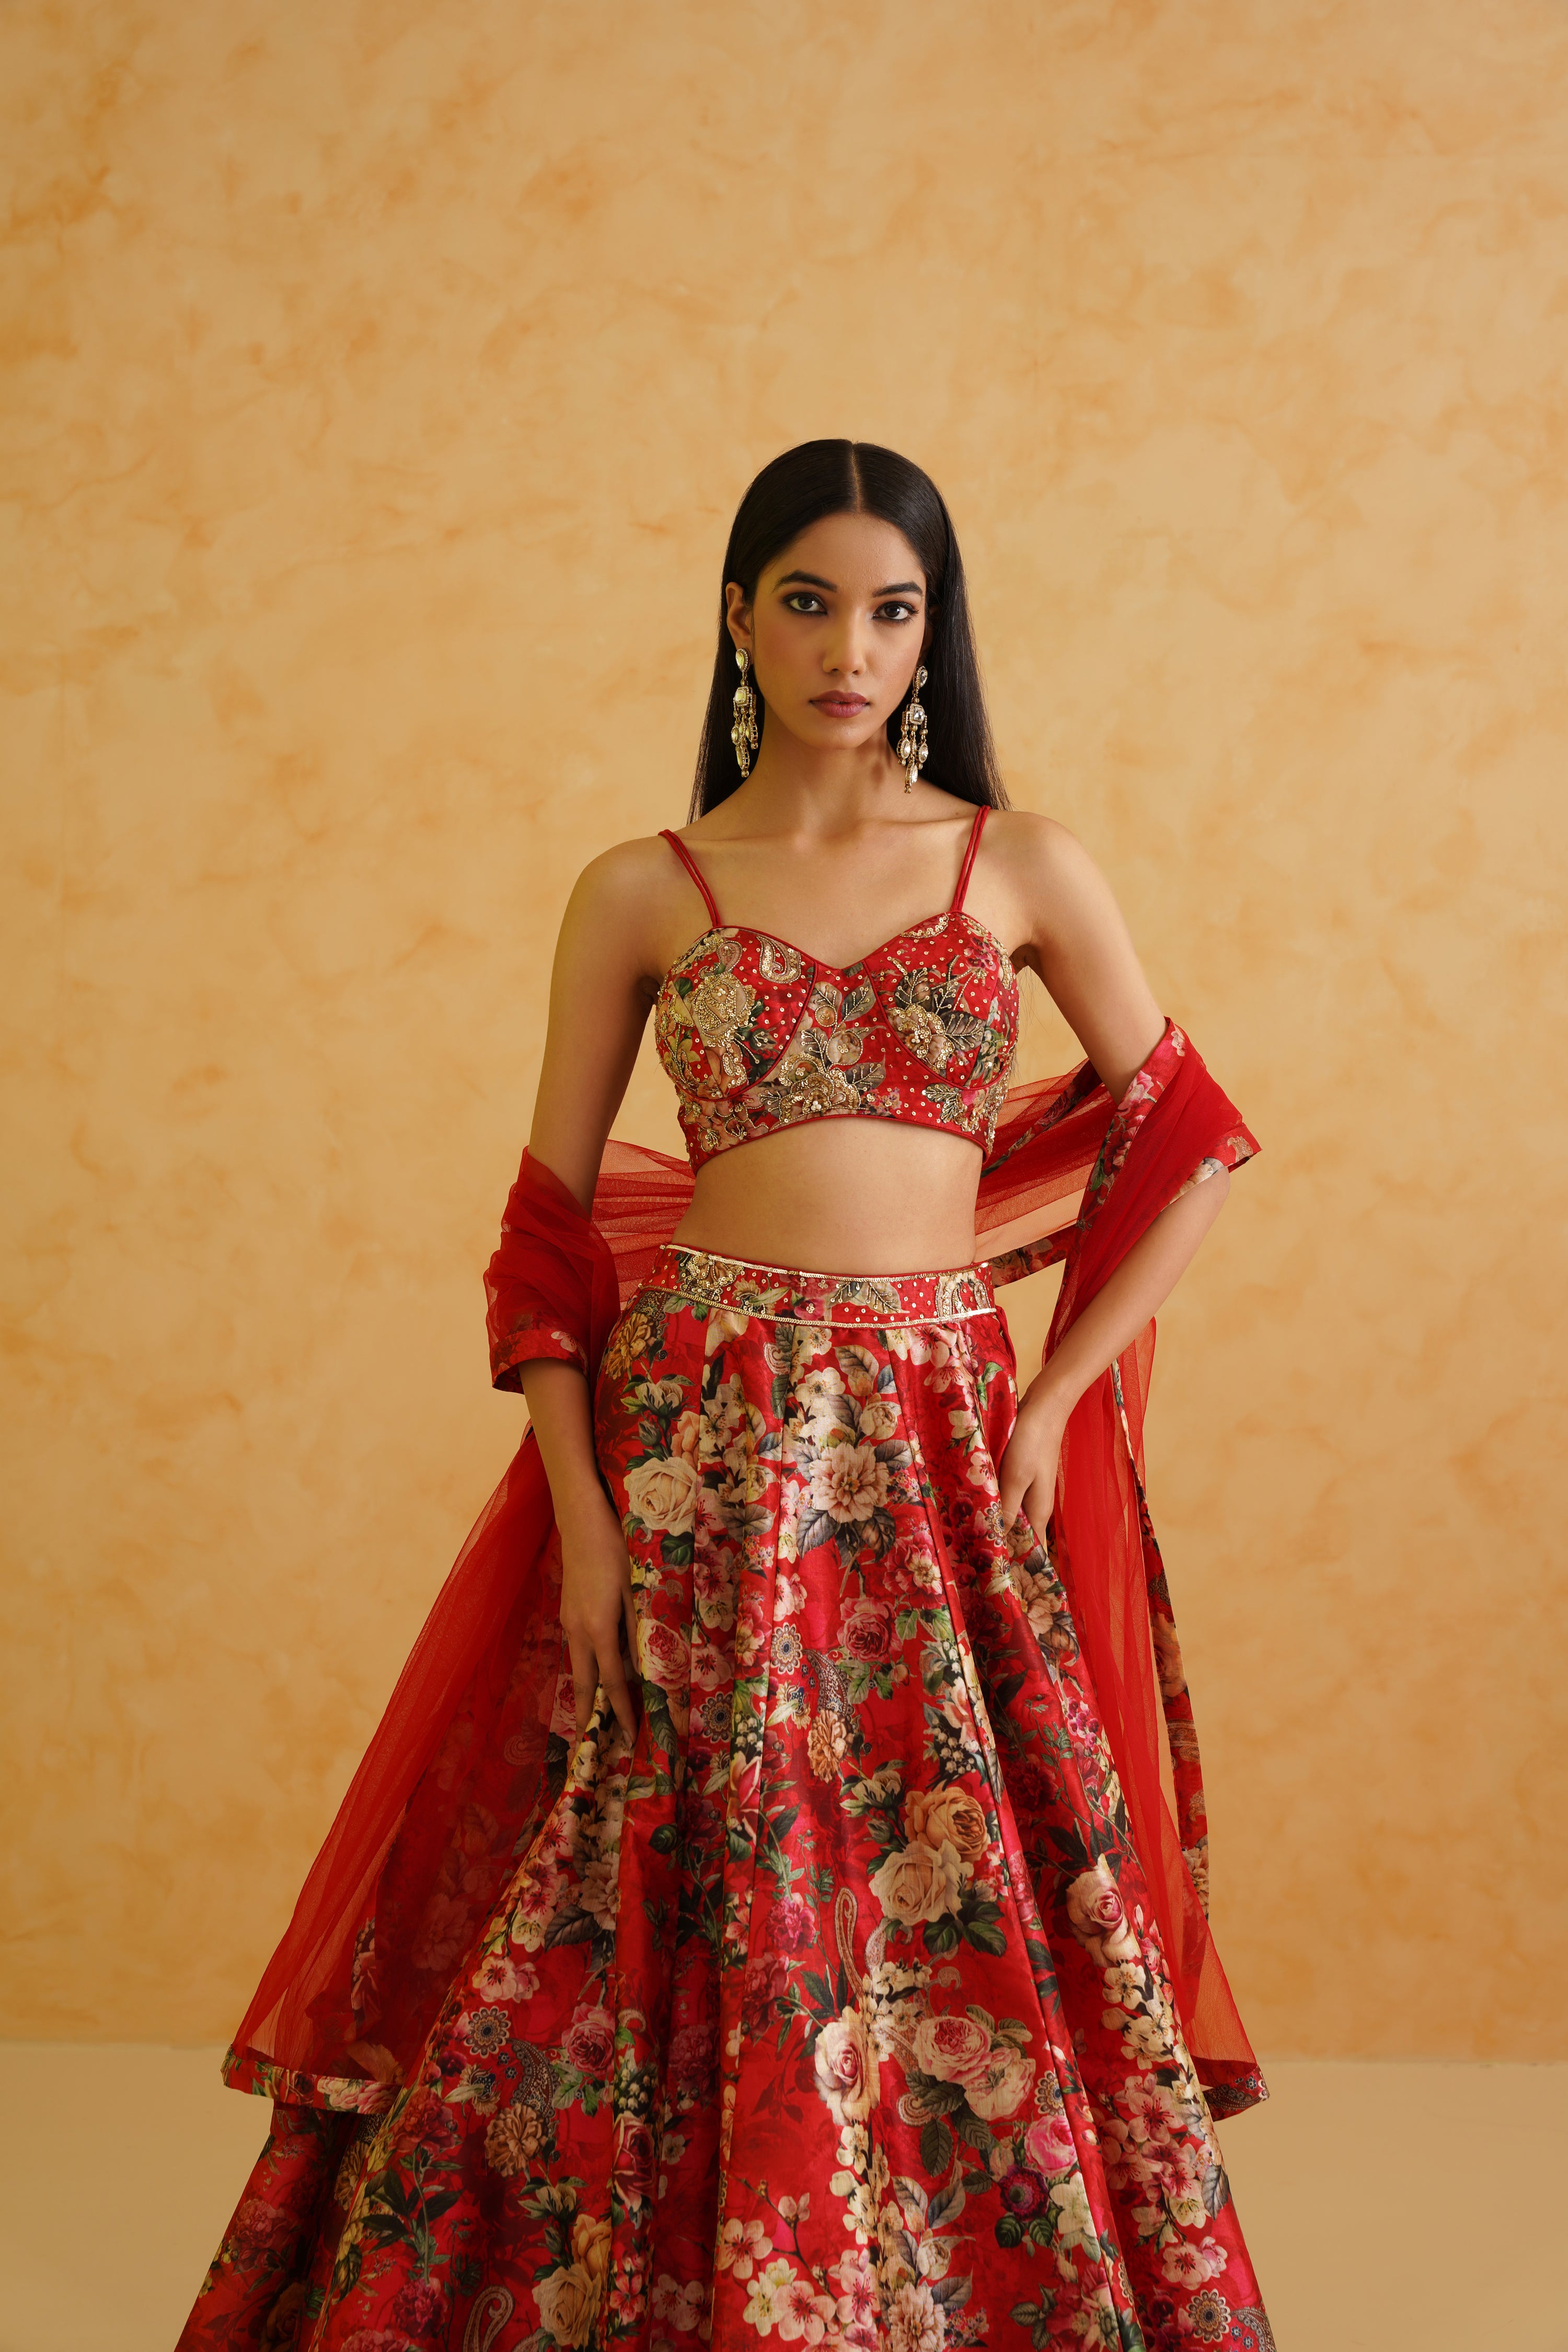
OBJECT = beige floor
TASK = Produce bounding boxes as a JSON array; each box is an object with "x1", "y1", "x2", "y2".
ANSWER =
[{"x1": 0, "y1": 2047, "x2": 1562, "y2": 2351}]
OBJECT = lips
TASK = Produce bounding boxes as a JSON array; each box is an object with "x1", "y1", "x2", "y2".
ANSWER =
[{"x1": 812, "y1": 695, "x2": 869, "y2": 717}]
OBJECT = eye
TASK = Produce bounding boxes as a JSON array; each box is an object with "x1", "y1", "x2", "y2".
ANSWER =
[
  {"x1": 877, "y1": 601, "x2": 918, "y2": 623},
  {"x1": 783, "y1": 591, "x2": 826, "y2": 615}
]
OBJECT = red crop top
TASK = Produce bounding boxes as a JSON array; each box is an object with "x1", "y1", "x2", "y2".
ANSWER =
[{"x1": 653, "y1": 806, "x2": 1020, "y2": 1171}]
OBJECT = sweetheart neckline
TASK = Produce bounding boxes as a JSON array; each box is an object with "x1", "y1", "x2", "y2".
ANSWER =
[{"x1": 655, "y1": 906, "x2": 1021, "y2": 997}]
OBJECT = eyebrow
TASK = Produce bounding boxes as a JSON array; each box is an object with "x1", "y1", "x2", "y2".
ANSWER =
[{"x1": 775, "y1": 570, "x2": 924, "y2": 596}]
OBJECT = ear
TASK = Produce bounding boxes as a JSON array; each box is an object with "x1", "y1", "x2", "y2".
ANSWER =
[{"x1": 724, "y1": 581, "x2": 755, "y2": 657}]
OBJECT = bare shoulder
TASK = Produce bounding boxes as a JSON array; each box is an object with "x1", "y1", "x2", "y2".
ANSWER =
[
  {"x1": 983, "y1": 807, "x2": 1103, "y2": 896},
  {"x1": 557, "y1": 833, "x2": 692, "y2": 973},
  {"x1": 568, "y1": 832, "x2": 682, "y2": 909},
  {"x1": 971, "y1": 808, "x2": 1139, "y2": 974}
]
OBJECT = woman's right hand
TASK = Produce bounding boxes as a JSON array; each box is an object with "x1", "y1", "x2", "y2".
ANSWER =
[
  {"x1": 517, "y1": 1358, "x2": 642, "y2": 1755},
  {"x1": 557, "y1": 1489, "x2": 641, "y2": 1751}
]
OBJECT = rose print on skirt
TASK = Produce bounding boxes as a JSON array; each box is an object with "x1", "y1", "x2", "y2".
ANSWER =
[{"x1": 180, "y1": 1251, "x2": 1274, "y2": 2351}]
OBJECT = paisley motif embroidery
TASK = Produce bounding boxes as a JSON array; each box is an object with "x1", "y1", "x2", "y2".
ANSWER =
[{"x1": 653, "y1": 912, "x2": 1020, "y2": 1171}]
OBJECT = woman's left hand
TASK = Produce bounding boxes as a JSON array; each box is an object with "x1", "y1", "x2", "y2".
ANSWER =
[{"x1": 997, "y1": 1381, "x2": 1070, "y2": 1541}]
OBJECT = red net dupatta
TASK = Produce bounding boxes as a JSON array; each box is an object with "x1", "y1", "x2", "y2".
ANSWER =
[
  {"x1": 225, "y1": 1022, "x2": 1262, "y2": 2118},
  {"x1": 986, "y1": 1022, "x2": 1264, "y2": 2115},
  {"x1": 224, "y1": 1149, "x2": 700, "y2": 2108}
]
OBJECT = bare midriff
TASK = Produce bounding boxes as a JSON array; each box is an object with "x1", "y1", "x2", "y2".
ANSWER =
[{"x1": 669, "y1": 1118, "x2": 986, "y2": 1275}]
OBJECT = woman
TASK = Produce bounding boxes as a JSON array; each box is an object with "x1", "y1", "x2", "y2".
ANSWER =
[{"x1": 181, "y1": 442, "x2": 1274, "y2": 2352}]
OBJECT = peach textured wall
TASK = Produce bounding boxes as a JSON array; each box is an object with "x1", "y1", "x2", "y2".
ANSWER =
[{"x1": 4, "y1": 1, "x2": 1564, "y2": 2058}]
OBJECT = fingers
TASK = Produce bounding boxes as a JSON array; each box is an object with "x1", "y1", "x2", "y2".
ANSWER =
[
  {"x1": 1002, "y1": 1455, "x2": 1056, "y2": 1536},
  {"x1": 621, "y1": 1584, "x2": 642, "y2": 1703},
  {"x1": 565, "y1": 1584, "x2": 641, "y2": 1756},
  {"x1": 997, "y1": 1438, "x2": 1027, "y2": 1528},
  {"x1": 598, "y1": 1640, "x2": 639, "y2": 1748},
  {"x1": 602, "y1": 1570, "x2": 641, "y2": 1747},
  {"x1": 566, "y1": 1628, "x2": 595, "y2": 1749}
]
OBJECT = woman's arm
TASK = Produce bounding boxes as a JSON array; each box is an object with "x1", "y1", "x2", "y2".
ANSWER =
[
  {"x1": 518, "y1": 838, "x2": 685, "y2": 1749},
  {"x1": 520, "y1": 1356, "x2": 643, "y2": 1746},
  {"x1": 999, "y1": 814, "x2": 1167, "y2": 1102},
  {"x1": 986, "y1": 813, "x2": 1231, "y2": 1531},
  {"x1": 996, "y1": 1168, "x2": 1229, "y2": 1532}
]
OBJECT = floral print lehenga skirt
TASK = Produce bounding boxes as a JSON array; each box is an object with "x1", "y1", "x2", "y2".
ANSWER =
[{"x1": 182, "y1": 1247, "x2": 1274, "y2": 2352}]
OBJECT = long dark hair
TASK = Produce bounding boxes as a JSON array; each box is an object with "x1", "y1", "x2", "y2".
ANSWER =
[{"x1": 690, "y1": 440, "x2": 1007, "y2": 818}]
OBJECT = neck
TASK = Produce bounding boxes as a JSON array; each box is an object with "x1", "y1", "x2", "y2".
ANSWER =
[{"x1": 724, "y1": 732, "x2": 921, "y2": 837}]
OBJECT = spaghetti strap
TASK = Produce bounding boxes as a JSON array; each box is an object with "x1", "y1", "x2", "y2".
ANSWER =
[
  {"x1": 659, "y1": 828, "x2": 722, "y2": 929},
  {"x1": 950, "y1": 804, "x2": 989, "y2": 913}
]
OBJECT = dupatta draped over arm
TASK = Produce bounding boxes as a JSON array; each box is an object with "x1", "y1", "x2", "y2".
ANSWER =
[{"x1": 225, "y1": 1021, "x2": 1263, "y2": 2119}]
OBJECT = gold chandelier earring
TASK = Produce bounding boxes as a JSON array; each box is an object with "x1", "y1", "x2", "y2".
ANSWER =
[
  {"x1": 898, "y1": 664, "x2": 929, "y2": 792},
  {"x1": 731, "y1": 648, "x2": 759, "y2": 777}
]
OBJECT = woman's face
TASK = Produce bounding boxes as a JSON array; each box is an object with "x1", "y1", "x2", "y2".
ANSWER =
[{"x1": 726, "y1": 511, "x2": 930, "y2": 763}]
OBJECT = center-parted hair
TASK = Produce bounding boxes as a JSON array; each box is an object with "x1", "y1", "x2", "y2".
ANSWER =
[{"x1": 691, "y1": 439, "x2": 1007, "y2": 817}]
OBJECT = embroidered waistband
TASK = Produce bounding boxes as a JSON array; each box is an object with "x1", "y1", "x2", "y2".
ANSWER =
[{"x1": 644, "y1": 1244, "x2": 997, "y2": 1328}]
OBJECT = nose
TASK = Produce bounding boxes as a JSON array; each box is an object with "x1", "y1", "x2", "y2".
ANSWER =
[{"x1": 822, "y1": 609, "x2": 872, "y2": 678}]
